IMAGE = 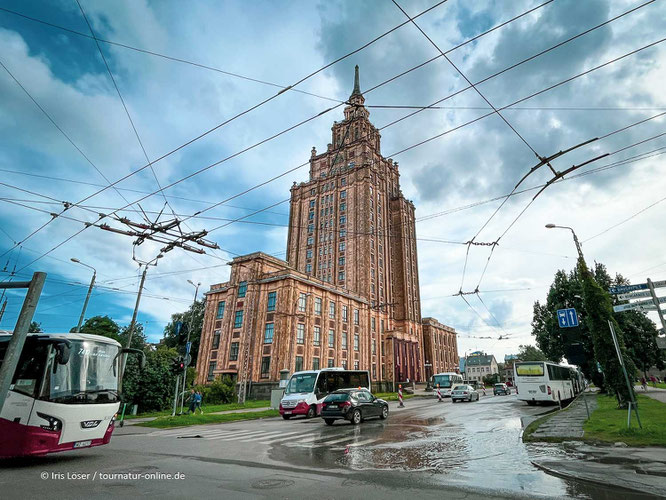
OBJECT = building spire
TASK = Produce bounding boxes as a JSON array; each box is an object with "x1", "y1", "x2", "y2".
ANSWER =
[{"x1": 351, "y1": 65, "x2": 361, "y2": 97}]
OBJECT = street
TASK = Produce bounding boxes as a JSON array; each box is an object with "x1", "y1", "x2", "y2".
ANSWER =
[{"x1": 0, "y1": 393, "x2": 653, "y2": 499}]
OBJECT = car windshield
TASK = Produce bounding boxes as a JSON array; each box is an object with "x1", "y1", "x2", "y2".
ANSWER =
[
  {"x1": 41, "y1": 340, "x2": 119, "y2": 404},
  {"x1": 285, "y1": 373, "x2": 318, "y2": 394},
  {"x1": 495, "y1": 384, "x2": 504, "y2": 388},
  {"x1": 453, "y1": 385, "x2": 468, "y2": 391}
]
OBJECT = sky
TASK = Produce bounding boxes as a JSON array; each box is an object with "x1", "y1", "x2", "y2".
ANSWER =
[{"x1": 0, "y1": 0, "x2": 665, "y2": 362}]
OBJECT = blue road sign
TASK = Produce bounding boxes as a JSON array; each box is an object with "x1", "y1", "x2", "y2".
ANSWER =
[
  {"x1": 186, "y1": 341, "x2": 191, "y2": 355},
  {"x1": 609, "y1": 283, "x2": 648, "y2": 294},
  {"x1": 557, "y1": 308, "x2": 579, "y2": 328},
  {"x1": 175, "y1": 321, "x2": 183, "y2": 335}
]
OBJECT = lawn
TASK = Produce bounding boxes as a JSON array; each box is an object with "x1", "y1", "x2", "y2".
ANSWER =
[
  {"x1": 136, "y1": 409, "x2": 279, "y2": 428},
  {"x1": 583, "y1": 394, "x2": 666, "y2": 446},
  {"x1": 374, "y1": 392, "x2": 415, "y2": 401},
  {"x1": 123, "y1": 400, "x2": 270, "y2": 420}
]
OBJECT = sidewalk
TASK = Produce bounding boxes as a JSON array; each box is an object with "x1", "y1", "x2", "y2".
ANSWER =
[
  {"x1": 635, "y1": 385, "x2": 666, "y2": 404},
  {"x1": 528, "y1": 392, "x2": 597, "y2": 439}
]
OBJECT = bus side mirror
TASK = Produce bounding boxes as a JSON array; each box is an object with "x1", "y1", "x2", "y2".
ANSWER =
[
  {"x1": 56, "y1": 342, "x2": 71, "y2": 365},
  {"x1": 120, "y1": 348, "x2": 146, "y2": 370}
]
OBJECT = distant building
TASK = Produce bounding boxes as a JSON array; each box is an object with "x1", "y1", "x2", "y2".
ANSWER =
[
  {"x1": 502, "y1": 354, "x2": 520, "y2": 384},
  {"x1": 464, "y1": 352, "x2": 498, "y2": 383},
  {"x1": 422, "y1": 318, "x2": 459, "y2": 375}
]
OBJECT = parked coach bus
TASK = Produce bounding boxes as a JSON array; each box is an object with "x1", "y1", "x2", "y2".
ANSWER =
[
  {"x1": 432, "y1": 372, "x2": 464, "y2": 397},
  {"x1": 279, "y1": 368, "x2": 370, "y2": 419},
  {"x1": 514, "y1": 361, "x2": 584, "y2": 406},
  {"x1": 0, "y1": 332, "x2": 139, "y2": 458}
]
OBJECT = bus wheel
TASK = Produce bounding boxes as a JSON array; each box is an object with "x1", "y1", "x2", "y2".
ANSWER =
[{"x1": 306, "y1": 405, "x2": 316, "y2": 419}]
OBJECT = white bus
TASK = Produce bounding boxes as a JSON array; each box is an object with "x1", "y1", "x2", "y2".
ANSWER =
[
  {"x1": 0, "y1": 332, "x2": 140, "y2": 458},
  {"x1": 514, "y1": 361, "x2": 584, "y2": 406},
  {"x1": 431, "y1": 372, "x2": 464, "y2": 397},
  {"x1": 279, "y1": 368, "x2": 370, "y2": 419}
]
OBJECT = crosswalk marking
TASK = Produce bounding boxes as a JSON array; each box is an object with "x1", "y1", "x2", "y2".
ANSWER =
[
  {"x1": 199, "y1": 429, "x2": 260, "y2": 439},
  {"x1": 209, "y1": 430, "x2": 267, "y2": 441},
  {"x1": 258, "y1": 431, "x2": 304, "y2": 444}
]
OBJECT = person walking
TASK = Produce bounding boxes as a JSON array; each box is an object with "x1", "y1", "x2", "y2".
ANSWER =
[
  {"x1": 194, "y1": 390, "x2": 204, "y2": 414},
  {"x1": 186, "y1": 389, "x2": 196, "y2": 414},
  {"x1": 640, "y1": 376, "x2": 648, "y2": 392}
]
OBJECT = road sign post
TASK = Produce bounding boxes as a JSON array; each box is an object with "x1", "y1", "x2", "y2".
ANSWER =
[
  {"x1": 647, "y1": 278, "x2": 666, "y2": 334},
  {"x1": 608, "y1": 320, "x2": 641, "y2": 429}
]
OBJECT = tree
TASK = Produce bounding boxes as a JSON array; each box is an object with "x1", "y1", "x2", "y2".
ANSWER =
[
  {"x1": 72, "y1": 315, "x2": 121, "y2": 342},
  {"x1": 119, "y1": 322, "x2": 147, "y2": 351},
  {"x1": 163, "y1": 299, "x2": 205, "y2": 366},
  {"x1": 122, "y1": 345, "x2": 179, "y2": 412},
  {"x1": 517, "y1": 344, "x2": 548, "y2": 361},
  {"x1": 28, "y1": 321, "x2": 42, "y2": 333}
]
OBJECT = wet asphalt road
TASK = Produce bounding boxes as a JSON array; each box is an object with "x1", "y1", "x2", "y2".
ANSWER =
[{"x1": 0, "y1": 394, "x2": 655, "y2": 499}]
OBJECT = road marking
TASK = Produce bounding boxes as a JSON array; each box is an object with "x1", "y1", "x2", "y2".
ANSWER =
[
  {"x1": 208, "y1": 430, "x2": 268, "y2": 441},
  {"x1": 258, "y1": 431, "x2": 303, "y2": 444},
  {"x1": 346, "y1": 437, "x2": 377, "y2": 447},
  {"x1": 198, "y1": 429, "x2": 259, "y2": 439}
]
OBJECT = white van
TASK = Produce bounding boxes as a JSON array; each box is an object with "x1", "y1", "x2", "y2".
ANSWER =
[{"x1": 279, "y1": 368, "x2": 370, "y2": 419}]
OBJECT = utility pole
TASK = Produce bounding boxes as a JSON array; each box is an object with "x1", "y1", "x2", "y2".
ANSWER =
[
  {"x1": 121, "y1": 264, "x2": 148, "y2": 375},
  {"x1": 180, "y1": 280, "x2": 200, "y2": 413},
  {"x1": 647, "y1": 278, "x2": 666, "y2": 334},
  {"x1": 0, "y1": 272, "x2": 46, "y2": 414},
  {"x1": 71, "y1": 258, "x2": 96, "y2": 333}
]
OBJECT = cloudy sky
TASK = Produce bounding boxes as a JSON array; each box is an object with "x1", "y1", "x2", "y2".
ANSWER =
[{"x1": 1, "y1": 0, "x2": 664, "y2": 361}]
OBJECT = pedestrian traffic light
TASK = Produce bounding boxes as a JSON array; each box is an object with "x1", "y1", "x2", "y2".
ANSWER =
[{"x1": 171, "y1": 356, "x2": 184, "y2": 374}]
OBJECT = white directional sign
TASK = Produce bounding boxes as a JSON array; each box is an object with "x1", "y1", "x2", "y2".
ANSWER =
[
  {"x1": 617, "y1": 290, "x2": 653, "y2": 301},
  {"x1": 609, "y1": 280, "x2": 666, "y2": 295},
  {"x1": 614, "y1": 296, "x2": 666, "y2": 313}
]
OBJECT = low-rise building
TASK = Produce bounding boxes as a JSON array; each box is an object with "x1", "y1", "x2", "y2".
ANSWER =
[
  {"x1": 464, "y1": 352, "x2": 498, "y2": 383},
  {"x1": 422, "y1": 317, "x2": 459, "y2": 376}
]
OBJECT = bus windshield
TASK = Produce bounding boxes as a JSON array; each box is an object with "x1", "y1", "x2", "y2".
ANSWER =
[
  {"x1": 285, "y1": 373, "x2": 318, "y2": 394},
  {"x1": 41, "y1": 340, "x2": 120, "y2": 404},
  {"x1": 433, "y1": 374, "x2": 459, "y2": 388}
]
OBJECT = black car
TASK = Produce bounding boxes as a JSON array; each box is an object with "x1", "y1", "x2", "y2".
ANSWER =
[
  {"x1": 320, "y1": 389, "x2": 388, "y2": 425},
  {"x1": 494, "y1": 383, "x2": 511, "y2": 396}
]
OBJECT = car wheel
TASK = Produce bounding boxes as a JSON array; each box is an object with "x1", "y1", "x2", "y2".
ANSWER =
[
  {"x1": 306, "y1": 405, "x2": 316, "y2": 419},
  {"x1": 527, "y1": 400, "x2": 537, "y2": 406},
  {"x1": 282, "y1": 414, "x2": 291, "y2": 420},
  {"x1": 324, "y1": 419, "x2": 335, "y2": 426},
  {"x1": 351, "y1": 409, "x2": 362, "y2": 425},
  {"x1": 380, "y1": 406, "x2": 389, "y2": 420},
  {"x1": 452, "y1": 399, "x2": 457, "y2": 403}
]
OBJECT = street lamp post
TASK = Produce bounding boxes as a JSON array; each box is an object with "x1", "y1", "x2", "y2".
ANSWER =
[
  {"x1": 545, "y1": 224, "x2": 586, "y2": 264},
  {"x1": 180, "y1": 279, "x2": 200, "y2": 413},
  {"x1": 424, "y1": 361, "x2": 433, "y2": 391},
  {"x1": 71, "y1": 258, "x2": 96, "y2": 333}
]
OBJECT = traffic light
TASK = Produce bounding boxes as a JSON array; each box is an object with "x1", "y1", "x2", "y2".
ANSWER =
[{"x1": 171, "y1": 356, "x2": 185, "y2": 374}]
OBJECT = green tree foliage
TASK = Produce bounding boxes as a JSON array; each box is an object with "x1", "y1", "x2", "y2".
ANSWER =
[
  {"x1": 517, "y1": 344, "x2": 548, "y2": 361},
  {"x1": 578, "y1": 257, "x2": 636, "y2": 405},
  {"x1": 28, "y1": 321, "x2": 42, "y2": 333},
  {"x1": 482, "y1": 373, "x2": 499, "y2": 386},
  {"x1": 119, "y1": 322, "x2": 147, "y2": 350},
  {"x1": 163, "y1": 299, "x2": 205, "y2": 366},
  {"x1": 122, "y1": 345, "x2": 179, "y2": 412},
  {"x1": 196, "y1": 375, "x2": 236, "y2": 404},
  {"x1": 73, "y1": 315, "x2": 121, "y2": 342}
]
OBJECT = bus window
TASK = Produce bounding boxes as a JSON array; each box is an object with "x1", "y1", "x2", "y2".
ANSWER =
[
  {"x1": 10, "y1": 340, "x2": 48, "y2": 399},
  {"x1": 516, "y1": 363, "x2": 544, "y2": 376},
  {"x1": 315, "y1": 373, "x2": 327, "y2": 397}
]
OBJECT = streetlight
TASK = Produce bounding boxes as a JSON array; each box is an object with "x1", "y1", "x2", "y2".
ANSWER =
[
  {"x1": 545, "y1": 224, "x2": 585, "y2": 263},
  {"x1": 179, "y1": 279, "x2": 201, "y2": 413},
  {"x1": 71, "y1": 258, "x2": 96, "y2": 333}
]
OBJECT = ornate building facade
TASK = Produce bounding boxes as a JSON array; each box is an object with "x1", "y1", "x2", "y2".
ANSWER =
[{"x1": 196, "y1": 67, "x2": 458, "y2": 388}]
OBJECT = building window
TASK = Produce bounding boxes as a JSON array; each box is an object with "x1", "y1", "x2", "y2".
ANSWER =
[
  {"x1": 298, "y1": 293, "x2": 307, "y2": 312},
  {"x1": 354, "y1": 361, "x2": 359, "y2": 370},
  {"x1": 339, "y1": 215, "x2": 346, "y2": 224},
  {"x1": 354, "y1": 334, "x2": 359, "y2": 351},
  {"x1": 216, "y1": 301, "x2": 225, "y2": 319},
  {"x1": 308, "y1": 211, "x2": 314, "y2": 220},
  {"x1": 312, "y1": 358, "x2": 320, "y2": 370},
  {"x1": 339, "y1": 257, "x2": 345, "y2": 266},
  {"x1": 342, "y1": 305, "x2": 348, "y2": 322},
  {"x1": 261, "y1": 357, "x2": 270, "y2": 378},
  {"x1": 308, "y1": 224, "x2": 314, "y2": 233},
  {"x1": 340, "y1": 202, "x2": 346, "y2": 211},
  {"x1": 307, "y1": 236, "x2": 314, "y2": 245},
  {"x1": 328, "y1": 329, "x2": 335, "y2": 348},
  {"x1": 371, "y1": 317, "x2": 376, "y2": 331},
  {"x1": 338, "y1": 272, "x2": 345, "y2": 282},
  {"x1": 328, "y1": 359, "x2": 334, "y2": 368},
  {"x1": 381, "y1": 319, "x2": 384, "y2": 333},
  {"x1": 306, "y1": 263, "x2": 312, "y2": 273},
  {"x1": 264, "y1": 323, "x2": 274, "y2": 344},
  {"x1": 295, "y1": 356, "x2": 303, "y2": 372},
  {"x1": 309, "y1": 199, "x2": 315, "y2": 208},
  {"x1": 354, "y1": 309, "x2": 359, "y2": 325},
  {"x1": 267, "y1": 291, "x2": 276, "y2": 311},
  {"x1": 329, "y1": 301, "x2": 335, "y2": 319},
  {"x1": 372, "y1": 339, "x2": 376, "y2": 354},
  {"x1": 229, "y1": 342, "x2": 239, "y2": 361},
  {"x1": 340, "y1": 229, "x2": 346, "y2": 237},
  {"x1": 238, "y1": 281, "x2": 247, "y2": 298},
  {"x1": 372, "y1": 364, "x2": 376, "y2": 379},
  {"x1": 212, "y1": 330, "x2": 221, "y2": 349},
  {"x1": 297, "y1": 324, "x2": 305, "y2": 344},
  {"x1": 342, "y1": 332, "x2": 348, "y2": 350},
  {"x1": 207, "y1": 362, "x2": 216, "y2": 382},
  {"x1": 341, "y1": 190, "x2": 347, "y2": 199},
  {"x1": 315, "y1": 297, "x2": 322, "y2": 315},
  {"x1": 339, "y1": 241, "x2": 345, "y2": 252},
  {"x1": 306, "y1": 249, "x2": 313, "y2": 259},
  {"x1": 342, "y1": 360, "x2": 347, "y2": 369},
  {"x1": 341, "y1": 177, "x2": 347, "y2": 186},
  {"x1": 314, "y1": 326, "x2": 321, "y2": 346},
  {"x1": 234, "y1": 310, "x2": 244, "y2": 329}
]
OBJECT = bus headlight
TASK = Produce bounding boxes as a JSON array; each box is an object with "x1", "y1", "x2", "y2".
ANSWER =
[{"x1": 37, "y1": 412, "x2": 63, "y2": 432}]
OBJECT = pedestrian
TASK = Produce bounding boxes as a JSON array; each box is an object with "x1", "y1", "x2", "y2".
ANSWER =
[
  {"x1": 649, "y1": 375, "x2": 657, "y2": 388},
  {"x1": 640, "y1": 376, "x2": 648, "y2": 392},
  {"x1": 187, "y1": 389, "x2": 196, "y2": 414},
  {"x1": 195, "y1": 390, "x2": 204, "y2": 414}
]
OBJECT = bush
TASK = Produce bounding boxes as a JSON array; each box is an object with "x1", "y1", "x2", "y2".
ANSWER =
[{"x1": 197, "y1": 375, "x2": 236, "y2": 404}]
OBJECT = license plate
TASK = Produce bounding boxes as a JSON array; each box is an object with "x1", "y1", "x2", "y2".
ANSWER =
[
  {"x1": 528, "y1": 390, "x2": 536, "y2": 394},
  {"x1": 74, "y1": 440, "x2": 92, "y2": 448},
  {"x1": 328, "y1": 404, "x2": 337, "y2": 409},
  {"x1": 284, "y1": 411, "x2": 292, "y2": 415}
]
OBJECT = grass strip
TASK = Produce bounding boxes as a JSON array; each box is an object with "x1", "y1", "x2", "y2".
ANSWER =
[
  {"x1": 136, "y1": 409, "x2": 279, "y2": 428},
  {"x1": 374, "y1": 392, "x2": 416, "y2": 401},
  {"x1": 123, "y1": 400, "x2": 270, "y2": 420}
]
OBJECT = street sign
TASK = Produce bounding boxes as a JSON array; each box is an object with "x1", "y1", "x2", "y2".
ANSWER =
[
  {"x1": 186, "y1": 341, "x2": 192, "y2": 355},
  {"x1": 617, "y1": 290, "x2": 653, "y2": 301},
  {"x1": 175, "y1": 321, "x2": 183, "y2": 335},
  {"x1": 610, "y1": 280, "x2": 666, "y2": 294},
  {"x1": 613, "y1": 298, "x2": 666, "y2": 313},
  {"x1": 557, "y1": 308, "x2": 579, "y2": 328}
]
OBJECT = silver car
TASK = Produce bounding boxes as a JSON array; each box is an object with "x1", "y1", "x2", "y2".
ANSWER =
[{"x1": 451, "y1": 384, "x2": 479, "y2": 402}]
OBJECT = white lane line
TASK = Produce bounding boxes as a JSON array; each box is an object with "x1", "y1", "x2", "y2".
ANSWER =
[
  {"x1": 209, "y1": 430, "x2": 268, "y2": 441},
  {"x1": 331, "y1": 438, "x2": 377, "y2": 448},
  {"x1": 258, "y1": 431, "x2": 303, "y2": 445},
  {"x1": 285, "y1": 432, "x2": 362, "y2": 447},
  {"x1": 197, "y1": 429, "x2": 256, "y2": 439}
]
